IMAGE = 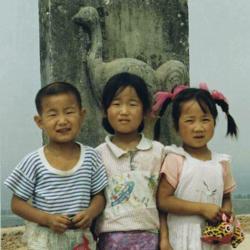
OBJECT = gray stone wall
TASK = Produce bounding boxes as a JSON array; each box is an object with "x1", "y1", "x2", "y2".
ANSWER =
[{"x1": 39, "y1": 0, "x2": 189, "y2": 146}]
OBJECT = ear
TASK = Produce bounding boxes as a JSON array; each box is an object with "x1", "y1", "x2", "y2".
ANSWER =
[
  {"x1": 80, "y1": 108, "x2": 86, "y2": 123},
  {"x1": 34, "y1": 115, "x2": 43, "y2": 129}
]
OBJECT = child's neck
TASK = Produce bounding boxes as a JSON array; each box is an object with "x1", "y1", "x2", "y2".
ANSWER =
[
  {"x1": 112, "y1": 133, "x2": 141, "y2": 151},
  {"x1": 44, "y1": 141, "x2": 80, "y2": 171},
  {"x1": 183, "y1": 144, "x2": 212, "y2": 161}
]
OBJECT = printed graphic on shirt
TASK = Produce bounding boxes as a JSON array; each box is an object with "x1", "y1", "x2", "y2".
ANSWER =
[
  {"x1": 145, "y1": 174, "x2": 158, "y2": 192},
  {"x1": 105, "y1": 171, "x2": 159, "y2": 217},
  {"x1": 111, "y1": 180, "x2": 135, "y2": 206},
  {"x1": 194, "y1": 178, "x2": 223, "y2": 204},
  {"x1": 202, "y1": 180, "x2": 217, "y2": 196}
]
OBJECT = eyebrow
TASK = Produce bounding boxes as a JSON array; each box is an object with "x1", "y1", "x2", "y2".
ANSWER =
[
  {"x1": 64, "y1": 106, "x2": 77, "y2": 110},
  {"x1": 182, "y1": 115, "x2": 195, "y2": 118},
  {"x1": 46, "y1": 109, "x2": 57, "y2": 113}
]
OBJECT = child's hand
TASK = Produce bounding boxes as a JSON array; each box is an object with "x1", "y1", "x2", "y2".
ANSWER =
[
  {"x1": 72, "y1": 209, "x2": 94, "y2": 229},
  {"x1": 200, "y1": 203, "x2": 222, "y2": 224},
  {"x1": 47, "y1": 214, "x2": 71, "y2": 233},
  {"x1": 220, "y1": 207, "x2": 232, "y2": 218},
  {"x1": 160, "y1": 238, "x2": 173, "y2": 250}
]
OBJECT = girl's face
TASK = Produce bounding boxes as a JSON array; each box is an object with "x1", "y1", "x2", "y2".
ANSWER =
[
  {"x1": 178, "y1": 99, "x2": 215, "y2": 152},
  {"x1": 107, "y1": 86, "x2": 144, "y2": 137}
]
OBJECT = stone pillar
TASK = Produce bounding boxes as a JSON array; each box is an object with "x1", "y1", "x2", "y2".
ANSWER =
[{"x1": 39, "y1": 0, "x2": 189, "y2": 146}]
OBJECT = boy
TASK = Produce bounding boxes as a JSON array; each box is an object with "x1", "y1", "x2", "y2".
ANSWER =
[{"x1": 5, "y1": 82, "x2": 108, "y2": 249}]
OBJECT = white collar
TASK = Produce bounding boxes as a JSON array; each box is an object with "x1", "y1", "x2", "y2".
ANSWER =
[{"x1": 105, "y1": 133, "x2": 152, "y2": 158}]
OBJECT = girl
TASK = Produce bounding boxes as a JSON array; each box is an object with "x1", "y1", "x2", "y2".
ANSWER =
[
  {"x1": 154, "y1": 84, "x2": 238, "y2": 250},
  {"x1": 96, "y1": 72, "x2": 172, "y2": 250},
  {"x1": 4, "y1": 82, "x2": 108, "y2": 250}
]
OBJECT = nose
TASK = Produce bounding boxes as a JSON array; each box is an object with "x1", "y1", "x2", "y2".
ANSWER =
[
  {"x1": 57, "y1": 114, "x2": 68, "y2": 125},
  {"x1": 193, "y1": 122, "x2": 205, "y2": 132},
  {"x1": 120, "y1": 104, "x2": 129, "y2": 114}
]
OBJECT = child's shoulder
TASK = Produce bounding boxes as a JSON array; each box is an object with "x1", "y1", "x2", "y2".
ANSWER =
[
  {"x1": 164, "y1": 144, "x2": 187, "y2": 157},
  {"x1": 95, "y1": 143, "x2": 108, "y2": 157},
  {"x1": 213, "y1": 151, "x2": 232, "y2": 163},
  {"x1": 14, "y1": 147, "x2": 43, "y2": 173},
  {"x1": 79, "y1": 143, "x2": 100, "y2": 156},
  {"x1": 78, "y1": 144, "x2": 104, "y2": 169},
  {"x1": 95, "y1": 142, "x2": 106, "y2": 151},
  {"x1": 20, "y1": 147, "x2": 42, "y2": 162},
  {"x1": 151, "y1": 139, "x2": 164, "y2": 148}
]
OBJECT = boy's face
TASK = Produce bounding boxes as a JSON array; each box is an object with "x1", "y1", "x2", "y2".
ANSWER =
[{"x1": 34, "y1": 93, "x2": 85, "y2": 144}]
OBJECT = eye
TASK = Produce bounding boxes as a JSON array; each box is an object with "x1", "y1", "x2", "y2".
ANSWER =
[
  {"x1": 111, "y1": 101, "x2": 120, "y2": 106},
  {"x1": 130, "y1": 101, "x2": 138, "y2": 106},
  {"x1": 184, "y1": 119, "x2": 193, "y2": 123},
  {"x1": 47, "y1": 113, "x2": 57, "y2": 117},
  {"x1": 203, "y1": 117, "x2": 211, "y2": 122}
]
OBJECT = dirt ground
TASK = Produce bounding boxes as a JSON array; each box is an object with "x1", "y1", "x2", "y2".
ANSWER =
[
  {"x1": 1, "y1": 215, "x2": 250, "y2": 250},
  {"x1": 1, "y1": 226, "x2": 26, "y2": 250}
]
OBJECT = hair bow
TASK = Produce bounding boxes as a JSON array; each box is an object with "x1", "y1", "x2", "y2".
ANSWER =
[
  {"x1": 152, "y1": 83, "x2": 228, "y2": 114},
  {"x1": 172, "y1": 85, "x2": 188, "y2": 98},
  {"x1": 151, "y1": 92, "x2": 172, "y2": 114},
  {"x1": 152, "y1": 85, "x2": 188, "y2": 114},
  {"x1": 211, "y1": 90, "x2": 228, "y2": 103},
  {"x1": 199, "y1": 82, "x2": 228, "y2": 103}
]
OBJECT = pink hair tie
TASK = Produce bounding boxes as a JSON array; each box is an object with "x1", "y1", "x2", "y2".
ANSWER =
[
  {"x1": 152, "y1": 83, "x2": 228, "y2": 115},
  {"x1": 152, "y1": 85, "x2": 188, "y2": 114},
  {"x1": 199, "y1": 82, "x2": 209, "y2": 91},
  {"x1": 199, "y1": 82, "x2": 228, "y2": 103},
  {"x1": 211, "y1": 90, "x2": 228, "y2": 103},
  {"x1": 171, "y1": 84, "x2": 188, "y2": 99},
  {"x1": 151, "y1": 91, "x2": 173, "y2": 114}
]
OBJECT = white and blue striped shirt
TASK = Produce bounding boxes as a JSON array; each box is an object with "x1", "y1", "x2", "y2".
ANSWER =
[{"x1": 4, "y1": 143, "x2": 108, "y2": 215}]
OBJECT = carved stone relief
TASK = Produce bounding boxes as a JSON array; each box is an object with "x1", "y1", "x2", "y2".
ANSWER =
[{"x1": 39, "y1": 0, "x2": 189, "y2": 145}]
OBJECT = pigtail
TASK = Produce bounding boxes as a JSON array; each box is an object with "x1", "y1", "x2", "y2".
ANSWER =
[
  {"x1": 153, "y1": 98, "x2": 172, "y2": 140},
  {"x1": 214, "y1": 99, "x2": 238, "y2": 137}
]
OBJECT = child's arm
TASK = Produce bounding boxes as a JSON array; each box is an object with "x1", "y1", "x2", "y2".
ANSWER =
[
  {"x1": 11, "y1": 195, "x2": 70, "y2": 233},
  {"x1": 220, "y1": 192, "x2": 233, "y2": 216},
  {"x1": 73, "y1": 190, "x2": 105, "y2": 229},
  {"x1": 220, "y1": 159, "x2": 235, "y2": 216},
  {"x1": 157, "y1": 175, "x2": 221, "y2": 223},
  {"x1": 159, "y1": 212, "x2": 173, "y2": 250}
]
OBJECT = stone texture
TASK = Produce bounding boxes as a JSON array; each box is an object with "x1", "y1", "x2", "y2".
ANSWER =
[{"x1": 39, "y1": 0, "x2": 189, "y2": 145}]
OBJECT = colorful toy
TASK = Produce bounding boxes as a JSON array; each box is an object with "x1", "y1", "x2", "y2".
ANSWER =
[{"x1": 201, "y1": 214, "x2": 244, "y2": 248}]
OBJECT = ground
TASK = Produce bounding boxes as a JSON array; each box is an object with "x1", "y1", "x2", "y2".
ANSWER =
[{"x1": 1, "y1": 215, "x2": 250, "y2": 250}]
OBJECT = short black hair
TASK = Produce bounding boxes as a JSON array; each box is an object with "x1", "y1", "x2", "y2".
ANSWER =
[
  {"x1": 102, "y1": 73, "x2": 151, "y2": 134},
  {"x1": 35, "y1": 82, "x2": 82, "y2": 114}
]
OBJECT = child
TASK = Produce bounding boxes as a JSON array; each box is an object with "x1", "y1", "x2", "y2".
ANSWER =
[
  {"x1": 95, "y1": 72, "x2": 172, "y2": 250},
  {"x1": 4, "y1": 82, "x2": 108, "y2": 250},
  {"x1": 154, "y1": 84, "x2": 238, "y2": 250}
]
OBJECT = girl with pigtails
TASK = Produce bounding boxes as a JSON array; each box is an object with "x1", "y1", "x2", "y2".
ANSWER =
[{"x1": 154, "y1": 84, "x2": 239, "y2": 250}]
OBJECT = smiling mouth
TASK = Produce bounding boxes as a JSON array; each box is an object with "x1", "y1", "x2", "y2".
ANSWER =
[
  {"x1": 119, "y1": 119, "x2": 130, "y2": 123},
  {"x1": 193, "y1": 136, "x2": 204, "y2": 139},
  {"x1": 56, "y1": 128, "x2": 71, "y2": 133}
]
